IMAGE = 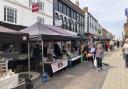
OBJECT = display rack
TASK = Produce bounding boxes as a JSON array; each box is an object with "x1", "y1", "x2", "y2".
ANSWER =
[{"x1": 0, "y1": 58, "x2": 12, "y2": 77}]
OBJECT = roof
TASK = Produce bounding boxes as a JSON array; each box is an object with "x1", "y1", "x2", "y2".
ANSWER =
[
  {"x1": 21, "y1": 22, "x2": 78, "y2": 41},
  {"x1": 0, "y1": 21, "x2": 26, "y2": 31}
]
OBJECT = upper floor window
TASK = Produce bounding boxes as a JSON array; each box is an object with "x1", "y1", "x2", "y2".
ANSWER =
[
  {"x1": 4, "y1": 6, "x2": 17, "y2": 23},
  {"x1": 63, "y1": 4, "x2": 67, "y2": 15},
  {"x1": 38, "y1": 1, "x2": 45, "y2": 11},
  {"x1": 67, "y1": 7, "x2": 70, "y2": 16},
  {"x1": 37, "y1": 17, "x2": 44, "y2": 24},
  {"x1": 59, "y1": 2, "x2": 62, "y2": 12}
]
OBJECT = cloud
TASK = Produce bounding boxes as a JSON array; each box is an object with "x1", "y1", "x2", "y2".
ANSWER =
[{"x1": 71, "y1": 0, "x2": 128, "y2": 38}]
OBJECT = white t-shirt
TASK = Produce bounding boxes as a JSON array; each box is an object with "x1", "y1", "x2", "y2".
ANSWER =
[{"x1": 123, "y1": 43, "x2": 128, "y2": 54}]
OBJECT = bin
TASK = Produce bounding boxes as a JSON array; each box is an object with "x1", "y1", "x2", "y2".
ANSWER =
[{"x1": 25, "y1": 79, "x2": 33, "y2": 89}]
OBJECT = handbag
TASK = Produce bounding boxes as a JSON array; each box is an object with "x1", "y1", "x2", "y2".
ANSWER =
[
  {"x1": 94, "y1": 58, "x2": 97, "y2": 66},
  {"x1": 86, "y1": 53, "x2": 92, "y2": 58}
]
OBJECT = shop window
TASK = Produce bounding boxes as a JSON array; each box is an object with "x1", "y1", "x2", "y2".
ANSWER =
[
  {"x1": 60, "y1": 15, "x2": 63, "y2": 28},
  {"x1": 74, "y1": 23, "x2": 77, "y2": 32},
  {"x1": 68, "y1": 19, "x2": 71, "y2": 30},
  {"x1": 63, "y1": 17, "x2": 67, "y2": 29},
  {"x1": 54, "y1": 13, "x2": 59, "y2": 20},
  {"x1": 4, "y1": 6, "x2": 17, "y2": 23}
]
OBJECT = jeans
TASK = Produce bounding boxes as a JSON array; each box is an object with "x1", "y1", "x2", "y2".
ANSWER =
[
  {"x1": 96, "y1": 57, "x2": 102, "y2": 68},
  {"x1": 125, "y1": 54, "x2": 128, "y2": 67}
]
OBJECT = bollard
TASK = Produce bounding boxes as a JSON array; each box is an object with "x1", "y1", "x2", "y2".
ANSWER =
[{"x1": 25, "y1": 79, "x2": 33, "y2": 89}]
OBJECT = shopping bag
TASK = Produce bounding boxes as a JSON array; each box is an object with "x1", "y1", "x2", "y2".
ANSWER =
[
  {"x1": 94, "y1": 58, "x2": 97, "y2": 67},
  {"x1": 86, "y1": 53, "x2": 92, "y2": 58}
]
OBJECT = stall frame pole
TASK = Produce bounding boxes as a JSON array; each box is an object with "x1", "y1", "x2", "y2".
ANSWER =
[
  {"x1": 41, "y1": 36, "x2": 44, "y2": 73},
  {"x1": 28, "y1": 41, "x2": 31, "y2": 79}
]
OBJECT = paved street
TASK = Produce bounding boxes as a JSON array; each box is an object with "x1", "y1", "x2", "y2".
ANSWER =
[
  {"x1": 37, "y1": 48, "x2": 128, "y2": 89},
  {"x1": 101, "y1": 48, "x2": 128, "y2": 89},
  {"x1": 37, "y1": 51, "x2": 112, "y2": 89}
]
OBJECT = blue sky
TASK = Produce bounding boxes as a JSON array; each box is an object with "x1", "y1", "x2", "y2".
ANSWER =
[{"x1": 71, "y1": 0, "x2": 128, "y2": 39}]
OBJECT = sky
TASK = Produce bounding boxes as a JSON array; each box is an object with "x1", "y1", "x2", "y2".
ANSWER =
[{"x1": 71, "y1": 0, "x2": 128, "y2": 39}]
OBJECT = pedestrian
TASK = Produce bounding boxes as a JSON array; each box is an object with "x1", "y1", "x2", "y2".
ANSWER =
[
  {"x1": 82, "y1": 44, "x2": 88, "y2": 61},
  {"x1": 90, "y1": 45, "x2": 96, "y2": 68},
  {"x1": 96, "y1": 43, "x2": 104, "y2": 71},
  {"x1": 32, "y1": 44, "x2": 41, "y2": 71},
  {"x1": 117, "y1": 40, "x2": 120, "y2": 48},
  {"x1": 122, "y1": 39, "x2": 128, "y2": 67},
  {"x1": 105, "y1": 41, "x2": 109, "y2": 51},
  {"x1": 110, "y1": 40, "x2": 114, "y2": 51}
]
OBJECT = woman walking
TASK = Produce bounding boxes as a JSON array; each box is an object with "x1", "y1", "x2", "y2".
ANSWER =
[{"x1": 96, "y1": 43, "x2": 104, "y2": 71}]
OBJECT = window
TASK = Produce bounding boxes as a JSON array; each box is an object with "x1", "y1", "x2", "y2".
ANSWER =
[
  {"x1": 67, "y1": 7, "x2": 70, "y2": 16},
  {"x1": 4, "y1": 6, "x2": 17, "y2": 23},
  {"x1": 71, "y1": 21, "x2": 73, "y2": 31},
  {"x1": 63, "y1": 17, "x2": 67, "y2": 29},
  {"x1": 74, "y1": 11, "x2": 76, "y2": 20},
  {"x1": 37, "y1": 17, "x2": 44, "y2": 24},
  {"x1": 63, "y1": 4, "x2": 67, "y2": 15},
  {"x1": 59, "y1": 2, "x2": 62, "y2": 12},
  {"x1": 54, "y1": 13, "x2": 59, "y2": 20},
  {"x1": 71, "y1": 10, "x2": 74, "y2": 19},
  {"x1": 38, "y1": 1, "x2": 45, "y2": 11},
  {"x1": 77, "y1": 13, "x2": 79, "y2": 21}
]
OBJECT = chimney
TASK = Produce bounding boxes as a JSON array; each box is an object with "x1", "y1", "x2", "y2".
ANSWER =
[
  {"x1": 83, "y1": 7, "x2": 88, "y2": 13},
  {"x1": 76, "y1": 0, "x2": 79, "y2": 7}
]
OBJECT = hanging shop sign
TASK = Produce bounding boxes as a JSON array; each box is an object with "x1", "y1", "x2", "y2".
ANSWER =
[{"x1": 32, "y1": 3, "x2": 39, "y2": 12}]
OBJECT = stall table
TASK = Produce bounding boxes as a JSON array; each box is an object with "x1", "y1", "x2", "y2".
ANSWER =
[
  {"x1": 44, "y1": 59, "x2": 68, "y2": 77},
  {"x1": 68, "y1": 55, "x2": 82, "y2": 67},
  {"x1": 0, "y1": 74, "x2": 18, "y2": 89}
]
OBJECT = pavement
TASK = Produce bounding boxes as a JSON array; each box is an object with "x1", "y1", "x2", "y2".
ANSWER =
[
  {"x1": 37, "y1": 51, "x2": 111, "y2": 89},
  {"x1": 101, "y1": 48, "x2": 128, "y2": 89}
]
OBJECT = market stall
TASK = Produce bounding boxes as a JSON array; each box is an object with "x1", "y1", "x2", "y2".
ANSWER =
[
  {"x1": 0, "y1": 26, "x2": 29, "y2": 88},
  {"x1": 21, "y1": 22, "x2": 81, "y2": 77}
]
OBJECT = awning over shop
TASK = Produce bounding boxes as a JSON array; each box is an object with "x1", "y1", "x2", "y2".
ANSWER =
[
  {"x1": 21, "y1": 22, "x2": 78, "y2": 41},
  {"x1": 0, "y1": 26, "x2": 29, "y2": 43}
]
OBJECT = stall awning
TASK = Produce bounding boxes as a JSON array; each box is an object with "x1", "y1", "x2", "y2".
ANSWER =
[
  {"x1": 21, "y1": 22, "x2": 78, "y2": 41},
  {"x1": 0, "y1": 26, "x2": 29, "y2": 42}
]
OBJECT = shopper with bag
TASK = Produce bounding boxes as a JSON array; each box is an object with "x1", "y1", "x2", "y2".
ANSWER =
[
  {"x1": 86, "y1": 45, "x2": 95, "y2": 68},
  {"x1": 123, "y1": 39, "x2": 128, "y2": 67},
  {"x1": 90, "y1": 45, "x2": 96, "y2": 68},
  {"x1": 96, "y1": 43, "x2": 104, "y2": 71}
]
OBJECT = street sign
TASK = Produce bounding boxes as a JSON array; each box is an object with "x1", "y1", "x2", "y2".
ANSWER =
[
  {"x1": 32, "y1": 3, "x2": 39, "y2": 12},
  {"x1": 125, "y1": 8, "x2": 128, "y2": 16}
]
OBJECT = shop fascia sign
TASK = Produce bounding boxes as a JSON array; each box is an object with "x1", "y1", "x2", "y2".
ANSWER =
[
  {"x1": 125, "y1": 8, "x2": 128, "y2": 16},
  {"x1": 55, "y1": 20, "x2": 62, "y2": 27}
]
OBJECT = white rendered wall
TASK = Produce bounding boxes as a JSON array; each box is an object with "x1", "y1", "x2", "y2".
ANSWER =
[{"x1": 0, "y1": 0, "x2": 53, "y2": 26}]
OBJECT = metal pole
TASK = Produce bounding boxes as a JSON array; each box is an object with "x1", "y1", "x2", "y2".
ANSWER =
[
  {"x1": 41, "y1": 37, "x2": 44, "y2": 73},
  {"x1": 28, "y1": 41, "x2": 31, "y2": 79}
]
